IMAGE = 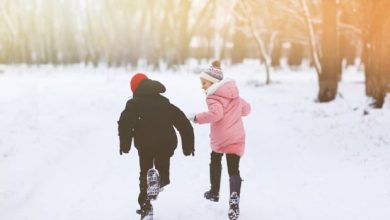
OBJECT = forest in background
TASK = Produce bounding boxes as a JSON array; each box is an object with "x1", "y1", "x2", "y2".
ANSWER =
[{"x1": 0, "y1": 0, "x2": 389, "y2": 107}]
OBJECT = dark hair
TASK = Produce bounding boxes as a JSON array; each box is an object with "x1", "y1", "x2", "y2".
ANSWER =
[{"x1": 211, "y1": 60, "x2": 221, "y2": 68}]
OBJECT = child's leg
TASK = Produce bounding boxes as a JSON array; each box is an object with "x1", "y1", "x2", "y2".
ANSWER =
[
  {"x1": 226, "y1": 154, "x2": 240, "y2": 178},
  {"x1": 226, "y1": 154, "x2": 242, "y2": 196},
  {"x1": 210, "y1": 151, "x2": 223, "y2": 166},
  {"x1": 154, "y1": 155, "x2": 171, "y2": 188},
  {"x1": 226, "y1": 154, "x2": 242, "y2": 220},
  {"x1": 138, "y1": 153, "x2": 154, "y2": 209},
  {"x1": 210, "y1": 152, "x2": 223, "y2": 190},
  {"x1": 226, "y1": 154, "x2": 242, "y2": 195},
  {"x1": 205, "y1": 151, "x2": 223, "y2": 201}
]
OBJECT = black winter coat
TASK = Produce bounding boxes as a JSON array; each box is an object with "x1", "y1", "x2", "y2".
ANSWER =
[{"x1": 118, "y1": 79, "x2": 194, "y2": 157}]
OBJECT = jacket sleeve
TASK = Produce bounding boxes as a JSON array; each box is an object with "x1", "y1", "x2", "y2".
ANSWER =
[
  {"x1": 195, "y1": 97, "x2": 224, "y2": 124},
  {"x1": 117, "y1": 100, "x2": 137, "y2": 153},
  {"x1": 171, "y1": 104, "x2": 195, "y2": 155},
  {"x1": 240, "y1": 98, "x2": 251, "y2": 116}
]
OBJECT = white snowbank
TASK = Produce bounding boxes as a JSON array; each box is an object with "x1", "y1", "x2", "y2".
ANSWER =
[{"x1": 0, "y1": 64, "x2": 389, "y2": 220}]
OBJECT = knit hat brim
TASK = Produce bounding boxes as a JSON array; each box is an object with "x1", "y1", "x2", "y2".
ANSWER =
[{"x1": 199, "y1": 71, "x2": 220, "y2": 83}]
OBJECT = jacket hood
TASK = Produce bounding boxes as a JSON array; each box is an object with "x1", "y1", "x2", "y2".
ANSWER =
[
  {"x1": 206, "y1": 78, "x2": 239, "y2": 99},
  {"x1": 134, "y1": 79, "x2": 166, "y2": 96}
]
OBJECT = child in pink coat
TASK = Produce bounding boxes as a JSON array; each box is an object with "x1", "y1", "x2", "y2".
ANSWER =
[{"x1": 188, "y1": 60, "x2": 251, "y2": 220}]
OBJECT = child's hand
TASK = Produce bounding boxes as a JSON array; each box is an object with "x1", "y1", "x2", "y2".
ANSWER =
[
  {"x1": 120, "y1": 148, "x2": 129, "y2": 155},
  {"x1": 183, "y1": 149, "x2": 195, "y2": 157},
  {"x1": 186, "y1": 113, "x2": 197, "y2": 123},
  {"x1": 119, "y1": 141, "x2": 130, "y2": 155}
]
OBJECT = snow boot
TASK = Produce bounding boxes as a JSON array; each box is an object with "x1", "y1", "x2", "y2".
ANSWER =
[
  {"x1": 136, "y1": 200, "x2": 153, "y2": 220},
  {"x1": 147, "y1": 168, "x2": 160, "y2": 201},
  {"x1": 204, "y1": 163, "x2": 221, "y2": 202},
  {"x1": 228, "y1": 175, "x2": 242, "y2": 220}
]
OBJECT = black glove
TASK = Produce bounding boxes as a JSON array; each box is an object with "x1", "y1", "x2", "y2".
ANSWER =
[
  {"x1": 119, "y1": 148, "x2": 130, "y2": 155},
  {"x1": 183, "y1": 149, "x2": 195, "y2": 157},
  {"x1": 119, "y1": 139, "x2": 130, "y2": 155}
]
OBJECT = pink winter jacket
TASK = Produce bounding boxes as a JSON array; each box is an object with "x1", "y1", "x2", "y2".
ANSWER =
[{"x1": 195, "y1": 79, "x2": 251, "y2": 157}]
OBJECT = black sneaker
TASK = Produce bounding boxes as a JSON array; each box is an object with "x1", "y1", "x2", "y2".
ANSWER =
[
  {"x1": 228, "y1": 192, "x2": 240, "y2": 220},
  {"x1": 147, "y1": 168, "x2": 160, "y2": 201},
  {"x1": 204, "y1": 190, "x2": 219, "y2": 202}
]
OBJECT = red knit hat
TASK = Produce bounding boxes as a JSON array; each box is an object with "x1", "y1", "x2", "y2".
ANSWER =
[{"x1": 130, "y1": 73, "x2": 148, "y2": 93}]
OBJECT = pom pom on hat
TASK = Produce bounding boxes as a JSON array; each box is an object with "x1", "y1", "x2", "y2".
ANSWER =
[
  {"x1": 130, "y1": 73, "x2": 148, "y2": 93},
  {"x1": 199, "y1": 60, "x2": 223, "y2": 83},
  {"x1": 211, "y1": 60, "x2": 221, "y2": 68}
]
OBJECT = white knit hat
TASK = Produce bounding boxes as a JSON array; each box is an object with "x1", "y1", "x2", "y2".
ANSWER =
[{"x1": 199, "y1": 61, "x2": 223, "y2": 83}]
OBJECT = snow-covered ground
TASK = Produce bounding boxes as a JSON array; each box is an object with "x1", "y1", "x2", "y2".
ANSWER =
[{"x1": 0, "y1": 64, "x2": 389, "y2": 220}]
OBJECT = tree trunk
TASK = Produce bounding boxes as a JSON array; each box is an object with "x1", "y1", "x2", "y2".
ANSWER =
[
  {"x1": 300, "y1": 0, "x2": 322, "y2": 75},
  {"x1": 271, "y1": 39, "x2": 282, "y2": 68},
  {"x1": 363, "y1": 1, "x2": 390, "y2": 108},
  {"x1": 287, "y1": 42, "x2": 304, "y2": 67},
  {"x1": 365, "y1": 43, "x2": 385, "y2": 108},
  {"x1": 176, "y1": 0, "x2": 191, "y2": 65},
  {"x1": 318, "y1": 0, "x2": 339, "y2": 102},
  {"x1": 232, "y1": 28, "x2": 246, "y2": 64}
]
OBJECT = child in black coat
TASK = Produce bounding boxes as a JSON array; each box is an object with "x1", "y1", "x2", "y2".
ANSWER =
[{"x1": 117, "y1": 73, "x2": 195, "y2": 219}]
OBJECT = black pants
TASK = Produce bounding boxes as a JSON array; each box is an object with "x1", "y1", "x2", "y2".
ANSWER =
[
  {"x1": 210, "y1": 151, "x2": 240, "y2": 177},
  {"x1": 138, "y1": 152, "x2": 171, "y2": 207}
]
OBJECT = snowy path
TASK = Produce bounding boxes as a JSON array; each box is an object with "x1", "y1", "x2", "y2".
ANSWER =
[{"x1": 1, "y1": 66, "x2": 390, "y2": 220}]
